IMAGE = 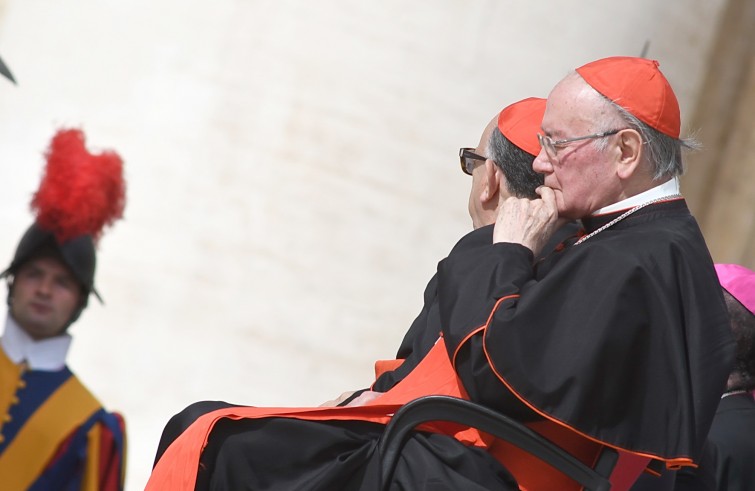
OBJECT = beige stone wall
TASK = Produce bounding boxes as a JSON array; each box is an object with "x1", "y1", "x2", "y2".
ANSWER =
[
  {"x1": 0, "y1": 1, "x2": 729, "y2": 488},
  {"x1": 682, "y1": 0, "x2": 755, "y2": 269}
]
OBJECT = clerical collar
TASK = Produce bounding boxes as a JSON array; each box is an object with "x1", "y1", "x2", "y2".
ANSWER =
[
  {"x1": 592, "y1": 178, "x2": 681, "y2": 216},
  {"x1": 721, "y1": 390, "x2": 751, "y2": 400},
  {"x1": 0, "y1": 314, "x2": 71, "y2": 371}
]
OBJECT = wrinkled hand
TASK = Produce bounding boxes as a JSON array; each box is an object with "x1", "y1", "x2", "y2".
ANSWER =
[
  {"x1": 319, "y1": 390, "x2": 384, "y2": 407},
  {"x1": 345, "y1": 391, "x2": 383, "y2": 407},
  {"x1": 493, "y1": 186, "x2": 563, "y2": 257},
  {"x1": 320, "y1": 390, "x2": 357, "y2": 407}
]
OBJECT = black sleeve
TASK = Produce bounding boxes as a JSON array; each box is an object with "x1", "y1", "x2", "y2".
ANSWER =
[
  {"x1": 455, "y1": 333, "x2": 542, "y2": 422},
  {"x1": 372, "y1": 273, "x2": 441, "y2": 392}
]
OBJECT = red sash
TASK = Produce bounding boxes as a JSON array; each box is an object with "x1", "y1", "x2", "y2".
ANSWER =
[{"x1": 146, "y1": 337, "x2": 646, "y2": 490}]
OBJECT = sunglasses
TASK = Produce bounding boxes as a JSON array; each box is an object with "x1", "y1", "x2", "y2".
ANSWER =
[{"x1": 459, "y1": 148, "x2": 488, "y2": 175}]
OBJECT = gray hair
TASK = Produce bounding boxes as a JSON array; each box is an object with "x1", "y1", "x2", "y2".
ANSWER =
[
  {"x1": 594, "y1": 95, "x2": 700, "y2": 180},
  {"x1": 487, "y1": 128, "x2": 543, "y2": 199}
]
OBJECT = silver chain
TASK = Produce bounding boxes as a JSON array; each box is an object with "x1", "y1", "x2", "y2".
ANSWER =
[{"x1": 574, "y1": 194, "x2": 682, "y2": 246}]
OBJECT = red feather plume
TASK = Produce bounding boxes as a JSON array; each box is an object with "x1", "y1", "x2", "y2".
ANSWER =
[{"x1": 31, "y1": 128, "x2": 126, "y2": 244}]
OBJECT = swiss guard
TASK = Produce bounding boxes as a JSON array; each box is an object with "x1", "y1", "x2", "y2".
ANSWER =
[{"x1": 0, "y1": 104, "x2": 128, "y2": 491}]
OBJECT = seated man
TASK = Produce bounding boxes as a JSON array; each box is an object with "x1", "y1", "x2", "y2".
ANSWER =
[
  {"x1": 149, "y1": 57, "x2": 734, "y2": 491},
  {"x1": 151, "y1": 97, "x2": 561, "y2": 490},
  {"x1": 0, "y1": 129, "x2": 127, "y2": 490}
]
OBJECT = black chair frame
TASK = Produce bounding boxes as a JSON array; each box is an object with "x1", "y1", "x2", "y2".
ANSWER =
[{"x1": 378, "y1": 395, "x2": 617, "y2": 491}]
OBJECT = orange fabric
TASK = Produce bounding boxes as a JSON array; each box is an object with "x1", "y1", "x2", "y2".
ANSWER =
[
  {"x1": 477, "y1": 296, "x2": 694, "y2": 473},
  {"x1": 497, "y1": 98, "x2": 546, "y2": 156},
  {"x1": 0, "y1": 349, "x2": 23, "y2": 431},
  {"x1": 489, "y1": 420, "x2": 649, "y2": 491},
  {"x1": 609, "y1": 451, "x2": 652, "y2": 491},
  {"x1": 0, "y1": 372, "x2": 101, "y2": 491},
  {"x1": 373, "y1": 359, "x2": 404, "y2": 380},
  {"x1": 97, "y1": 412, "x2": 127, "y2": 491},
  {"x1": 576, "y1": 56, "x2": 680, "y2": 138},
  {"x1": 82, "y1": 423, "x2": 101, "y2": 491},
  {"x1": 146, "y1": 338, "x2": 475, "y2": 491},
  {"x1": 368, "y1": 337, "x2": 465, "y2": 406},
  {"x1": 146, "y1": 335, "x2": 651, "y2": 491},
  {"x1": 367, "y1": 337, "x2": 489, "y2": 448},
  {"x1": 489, "y1": 419, "x2": 603, "y2": 491}
]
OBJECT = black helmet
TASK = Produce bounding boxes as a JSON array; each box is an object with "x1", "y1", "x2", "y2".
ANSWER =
[
  {"x1": 3, "y1": 128, "x2": 125, "y2": 325},
  {"x1": 2, "y1": 224, "x2": 99, "y2": 326},
  {"x1": 1, "y1": 223, "x2": 100, "y2": 304}
]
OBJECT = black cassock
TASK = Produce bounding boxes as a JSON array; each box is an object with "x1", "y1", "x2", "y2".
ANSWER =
[
  {"x1": 706, "y1": 393, "x2": 755, "y2": 490},
  {"x1": 162, "y1": 199, "x2": 735, "y2": 490},
  {"x1": 437, "y1": 199, "x2": 734, "y2": 463}
]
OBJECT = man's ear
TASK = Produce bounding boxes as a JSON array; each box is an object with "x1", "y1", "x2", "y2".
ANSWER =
[
  {"x1": 481, "y1": 159, "x2": 500, "y2": 203},
  {"x1": 616, "y1": 128, "x2": 644, "y2": 180}
]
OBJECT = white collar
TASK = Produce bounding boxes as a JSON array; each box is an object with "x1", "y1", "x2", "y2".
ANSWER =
[
  {"x1": 721, "y1": 390, "x2": 749, "y2": 399},
  {"x1": 1, "y1": 314, "x2": 71, "y2": 371},
  {"x1": 593, "y1": 178, "x2": 681, "y2": 216}
]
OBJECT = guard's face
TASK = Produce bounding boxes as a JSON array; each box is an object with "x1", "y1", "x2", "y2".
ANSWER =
[{"x1": 10, "y1": 256, "x2": 82, "y2": 340}]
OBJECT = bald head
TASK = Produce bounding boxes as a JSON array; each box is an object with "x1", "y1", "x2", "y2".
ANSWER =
[{"x1": 467, "y1": 112, "x2": 543, "y2": 228}]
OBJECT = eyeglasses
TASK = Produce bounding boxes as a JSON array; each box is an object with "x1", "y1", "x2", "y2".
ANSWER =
[
  {"x1": 459, "y1": 148, "x2": 488, "y2": 175},
  {"x1": 537, "y1": 129, "x2": 622, "y2": 160}
]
